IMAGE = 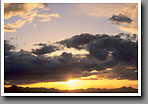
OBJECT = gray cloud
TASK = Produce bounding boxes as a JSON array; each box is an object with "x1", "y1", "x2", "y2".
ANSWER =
[
  {"x1": 58, "y1": 33, "x2": 96, "y2": 49},
  {"x1": 96, "y1": 65, "x2": 138, "y2": 80},
  {"x1": 59, "y1": 33, "x2": 137, "y2": 63},
  {"x1": 4, "y1": 40, "x2": 15, "y2": 56},
  {"x1": 34, "y1": 43, "x2": 47, "y2": 46},
  {"x1": 87, "y1": 34, "x2": 137, "y2": 63},
  {"x1": 32, "y1": 44, "x2": 59, "y2": 55},
  {"x1": 58, "y1": 33, "x2": 138, "y2": 79},
  {"x1": 5, "y1": 50, "x2": 81, "y2": 85},
  {"x1": 4, "y1": 33, "x2": 138, "y2": 85},
  {"x1": 109, "y1": 14, "x2": 133, "y2": 24}
]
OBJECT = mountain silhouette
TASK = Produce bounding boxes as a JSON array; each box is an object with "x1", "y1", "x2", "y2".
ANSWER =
[{"x1": 5, "y1": 85, "x2": 138, "y2": 93}]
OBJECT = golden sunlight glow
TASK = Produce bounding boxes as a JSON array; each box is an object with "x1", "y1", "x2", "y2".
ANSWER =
[
  {"x1": 5, "y1": 79, "x2": 138, "y2": 90},
  {"x1": 66, "y1": 79, "x2": 78, "y2": 84},
  {"x1": 59, "y1": 79, "x2": 81, "y2": 90},
  {"x1": 80, "y1": 75, "x2": 97, "y2": 80}
]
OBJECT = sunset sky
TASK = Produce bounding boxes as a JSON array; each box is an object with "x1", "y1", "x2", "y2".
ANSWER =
[{"x1": 4, "y1": 3, "x2": 138, "y2": 91}]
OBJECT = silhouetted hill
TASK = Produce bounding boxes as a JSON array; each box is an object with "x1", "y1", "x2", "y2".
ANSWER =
[{"x1": 4, "y1": 85, "x2": 138, "y2": 93}]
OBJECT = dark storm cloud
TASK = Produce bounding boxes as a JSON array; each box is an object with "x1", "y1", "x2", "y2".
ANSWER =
[
  {"x1": 112, "y1": 66, "x2": 138, "y2": 80},
  {"x1": 32, "y1": 44, "x2": 59, "y2": 55},
  {"x1": 4, "y1": 40, "x2": 15, "y2": 56},
  {"x1": 115, "y1": 33, "x2": 137, "y2": 41},
  {"x1": 5, "y1": 50, "x2": 110, "y2": 85},
  {"x1": 95, "y1": 64, "x2": 138, "y2": 80},
  {"x1": 59, "y1": 33, "x2": 137, "y2": 63},
  {"x1": 58, "y1": 33, "x2": 96, "y2": 49},
  {"x1": 109, "y1": 14, "x2": 133, "y2": 24},
  {"x1": 87, "y1": 34, "x2": 137, "y2": 63},
  {"x1": 58, "y1": 33, "x2": 138, "y2": 79},
  {"x1": 59, "y1": 33, "x2": 137, "y2": 49},
  {"x1": 4, "y1": 33, "x2": 138, "y2": 85},
  {"x1": 5, "y1": 48, "x2": 84, "y2": 84}
]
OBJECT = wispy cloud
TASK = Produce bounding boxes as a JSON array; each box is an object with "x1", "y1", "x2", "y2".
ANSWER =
[
  {"x1": 4, "y1": 3, "x2": 60, "y2": 32},
  {"x1": 4, "y1": 26, "x2": 16, "y2": 32},
  {"x1": 4, "y1": 3, "x2": 47, "y2": 19},
  {"x1": 38, "y1": 13, "x2": 60, "y2": 22}
]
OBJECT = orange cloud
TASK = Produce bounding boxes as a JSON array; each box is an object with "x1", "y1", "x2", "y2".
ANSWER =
[
  {"x1": 4, "y1": 3, "x2": 60, "y2": 32},
  {"x1": 38, "y1": 13, "x2": 60, "y2": 22},
  {"x1": 23, "y1": 10, "x2": 38, "y2": 23},
  {"x1": 4, "y1": 26, "x2": 16, "y2": 32},
  {"x1": 4, "y1": 3, "x2": 47, "y2": 19},
  {"x1": 119, "y1": 25, "x2": 138, "y2": 34},
  {"x1": 4, "y1": 19, "x2": 27, "y2": 32},
  {"x1": 6, "y1": 19, "x2": 27, "y2": 28}
]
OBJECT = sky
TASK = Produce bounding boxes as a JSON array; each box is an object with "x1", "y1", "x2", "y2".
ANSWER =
[{"x1": 4, "y1": 3, "x2": 138, "y2": 91}]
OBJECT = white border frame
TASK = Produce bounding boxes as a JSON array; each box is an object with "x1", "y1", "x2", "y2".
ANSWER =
[{"x1": 1, "y1": 0, "x2": 141, "y2": 96}]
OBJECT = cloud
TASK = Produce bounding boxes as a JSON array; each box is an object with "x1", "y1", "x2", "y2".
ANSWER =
[
  {"x1": 87, "y1": 34, "x2": 137, "y2": 63},
  {"x1": 32, "y1": 44, "x2": 60, "y2": 55},
  {"x1": 4, "y1": 19, "x2": 27, "y2": 32},
  {"x1": 58, "y1": 33, "x2": 96, "y2": 49},
  {"x1": 4, "y1": 3, "x2": 47, "y2": 19},
  {"x1": 4, "y1": 33, "x2": 138, "y2": 85},
  {"x1": 38, "y1": 13, "x2": 60, "y2": 22},
  {"x1": 5, "y1": 19, "x2": 27, "y2": 28},
  {"x1": 4, "y1": 40, "x2": 15, "y2": 56},
  {"x1": 24, "y1": 10, "x2": 38, "y2": 23},
  {"x1": 109, "y1": 14, "x2": 133, "y2": 24},
  {"x1": 78, "y1": 3, "x2": 138, "y2": 34},
  {"x1": 95, "y1": 65, "x2": 138, "y2": 80},
  {"x1": 58, "y1": 33, "x2": 138, "y2": 79},
  {"x1": 4, "y1": 26, "x2": 16, "y2": 32},
  {"x1": 109, "y1": 14, "x2": 138, "y2": 34},
  {"x1": 34, "y1": 43, "x2": 47, "y2": 46},
  {"x1": 119, "y1": 25, "x2": 138, "y2": 34},
  {"x1": 5, "y1": 50, "x2": 82, "y2": 85},
  {"x1": 4, "y1": 3, "x2": 60, "y2": 32},
  {"x1": 60, "y1": 52, "x2": 72, "y2": 58}
]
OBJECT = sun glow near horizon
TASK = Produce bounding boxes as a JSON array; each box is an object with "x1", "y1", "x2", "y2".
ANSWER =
[
  {"x1": 4, "y1": 79, "x2": 138, "y2": 90},
  {"x1": 65, "y1": 79, "x2": 79, "y2": 84}
]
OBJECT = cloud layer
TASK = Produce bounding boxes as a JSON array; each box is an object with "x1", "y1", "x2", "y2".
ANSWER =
[{"x1": 5, "y1": 33, "x2": 138, "y2": 85}]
